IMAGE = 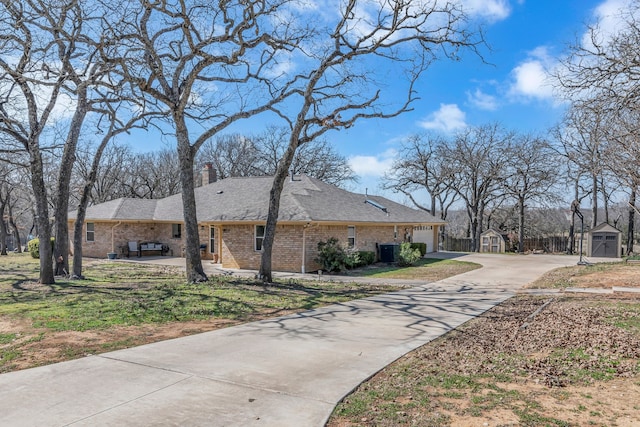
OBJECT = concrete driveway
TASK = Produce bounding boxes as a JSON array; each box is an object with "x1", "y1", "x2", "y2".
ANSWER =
[{"x1": 0, "y1": 253, "x2": 612, "y2": 426}]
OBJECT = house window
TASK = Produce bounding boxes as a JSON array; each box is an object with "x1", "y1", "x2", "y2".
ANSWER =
[
  {"x1": 347, "y1": 226, "x2": 355, "y2": 248},
  {"x1": 172, "y1": 223, "x2": 182, "y2": 238},
  {"x1": 209, "y1": 226, "x2": 216, "y2": 253},
  {"x1": 86, "y1": 222, "x2": 94, "y2": 242},
  {"x1": 255, "y1": 225, "x2": 265, "y2": 251}
]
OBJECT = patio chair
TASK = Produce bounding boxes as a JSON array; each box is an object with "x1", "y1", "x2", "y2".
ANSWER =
[{"x1": 127, "y1": 241, "x2": 139, "y2": 258}]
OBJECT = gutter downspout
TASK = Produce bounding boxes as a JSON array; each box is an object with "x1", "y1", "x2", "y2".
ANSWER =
[{"x1": 111, "y1": 221, "x2": 122, "y2": 253}]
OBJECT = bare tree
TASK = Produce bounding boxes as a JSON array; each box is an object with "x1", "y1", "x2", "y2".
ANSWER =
[
  {"x1": 196, "y1": 127, "x2": 356, "y2": 187},
  {"x1": 0, "y1": 1, "x2": 76, "y2": 283},
  {"x1": 197, "y1": 134, "x2": 264, "y2": 181},
  {"x1": 383, "y1": 133, "x2": 457, "y2": 219},
  {"x1": 602, "y1": 107, "x2": 640, "y2": 254},
  {"x1": 74, "y1": 143, "x2": 128, "y2": 204},
  {"x1": 99, "y1": 0, "x2": 306, "y2": 282},
  {"x1": 254, "y1": 126, "x2": 357, "y2": 187},
  {"x1": 71, "y1": 103, "x2": 154, "y2": 278},
  {"x1": 0, "y1": 0, "x2": 121, "y2": 282},
  {"x1": 557, "y1": 2, "x2": 640, "y2": 113},
  {"x1": 257, "y1": 0, "x2": 485, "y2": 280},
  {"x1": 502, "y1": 134, "x2": 559, "y2": 253},
  {"x1": 442, "y1": 124, "x2": 510, "y2": 252},
  {"x1": 556, "y1": 1, "x2": 640, "y2": 242},
  {"x1": 554, "y1": 102, "x2": 609, "y2": 229}
]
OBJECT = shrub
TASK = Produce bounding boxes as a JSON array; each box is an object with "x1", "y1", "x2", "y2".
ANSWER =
[
  {"x1": 315, "y1": 239, "x2": 377, "y2": 272},
  {"x1": 316, "y1": 237, "x2": 349, "y2": 272},
  {"x1": 410, "y1": 242, "x2": 427, "y2": 257},
  {"x1": 27, "y1": 237, "x2": 55, "y2": 259},
  {"x1": 357, "y1": 251, "x2": 376, "y2": 266},
  {"x1": 397, "y1": 242, "x2": 421, "y2": 267},
  {"x1": 344, "y1": 249, "x2": 361, "y2": 269}
]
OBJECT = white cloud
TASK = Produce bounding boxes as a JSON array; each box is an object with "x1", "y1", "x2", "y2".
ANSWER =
[
  {"x1": 508, "y1": 47, "x2": 556, "y2": 101},
  {"x1": 467, "y1": 88, "x2": 498, "y2": 110},
  {"x1": 461, "y1": 0, "x2": 512, "y2": 22},
  {"x1": 418, "y1": 104, "x2": 467, "y2": 133},
  {"x1": 583, "y1": 0, "x2": 638, "y2": 47},
  {"x1": 348, "y1": 148, "x2": 396, "y2": 178}
]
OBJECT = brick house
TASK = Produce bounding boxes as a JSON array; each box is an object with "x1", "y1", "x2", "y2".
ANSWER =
[{"x1": 69, "y1": 174, "x2": 445, "y2": 273}]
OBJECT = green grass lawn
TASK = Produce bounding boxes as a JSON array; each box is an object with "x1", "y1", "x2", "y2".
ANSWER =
[
  {"x1": 0, "y1": 252, "x2": 477, "y2": 372},
  {"x1": 346, "y1": 257, "x2": 481, "y2": 281},
  {"x1": 0, "y1": 253, "x2": 403, "y2": 332}
]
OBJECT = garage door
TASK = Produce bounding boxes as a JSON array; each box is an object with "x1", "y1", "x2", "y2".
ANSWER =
[{"x1": 413, "y1": 226, "x2": 434, "y2": 253}]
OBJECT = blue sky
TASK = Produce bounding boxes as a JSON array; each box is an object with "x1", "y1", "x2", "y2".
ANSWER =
[
  {"x1": 123, "y1": 0, "x2": 628, "y2": 201},
  {"x1": 338, "y1": 0, "x2": 617, "y2": 198}
]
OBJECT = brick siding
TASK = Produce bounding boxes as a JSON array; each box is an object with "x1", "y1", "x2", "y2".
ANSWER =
[
  {"x1": 71, "y1": 221, "x2": 184, "y2": 258},
  {"x1": 72, "y1": 220, "x2": 420, "y2": 273}
]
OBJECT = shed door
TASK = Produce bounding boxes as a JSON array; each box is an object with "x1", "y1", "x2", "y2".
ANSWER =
[{"x1": 591, "y1": 233, "x2": 618, "y2": 258}]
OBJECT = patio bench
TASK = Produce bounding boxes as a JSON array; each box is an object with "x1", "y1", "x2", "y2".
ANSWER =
[{"x1": 138, "y1": 242, "x2": 169, "y2": 257}]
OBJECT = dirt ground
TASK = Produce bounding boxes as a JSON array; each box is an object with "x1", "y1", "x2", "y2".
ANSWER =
[
  {"x1": 566, "y1": 267, "x2": 640, "y2": 288},
  {"x1": 1, "y1": 318, "x2": 241, "y2": 371},
  {"x1": 329, "y1": 264, "x2": 640, "y2": 427}
]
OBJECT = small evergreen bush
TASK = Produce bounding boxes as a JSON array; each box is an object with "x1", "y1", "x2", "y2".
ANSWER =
[
  {"x1": 397, "y1": 242, "x2": 421, "y2": 267},
  {"x1": 410, "y1": 242, "x2": 427, "y2": 257},
  {"x1": 27, "y1": 237, "x2": 55, "y2": 259}
]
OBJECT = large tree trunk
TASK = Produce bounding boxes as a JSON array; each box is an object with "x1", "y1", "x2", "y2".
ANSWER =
[
  {"x1": 258, "y1": 138, "x2": 300, "y2": 283},
  {"x1": 429, "y1": 193, "x2": 436, "y2": 217},
  {"x1": 53, "y1": 95, "x2": 87, "y2": 276},
  {"x1": 8, "y1": 204, "x2": 22, "y2": 253},
  {"x1": 0, "y1": 199, "x2": 7, "y2": 255},
  {"x1": 30, "y1": 145, "x2": 55, "y2": 284},
  {"x1": 469, "y1": 213, "x2": 479, "y2": 252},
  {"x1": 175, "y1": 117, "x2": 207, "y2": 283},
  {"x1": 518, "y1": 196, "x2": 525, "y2": 253},
  {"x1": 628, "y1": 188, "x2": 636, "y2": 255}
]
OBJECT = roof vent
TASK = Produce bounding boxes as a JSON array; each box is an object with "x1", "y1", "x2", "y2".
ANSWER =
[{"x1": 365, "y1": 199, "x2": 387, "y2": 213}]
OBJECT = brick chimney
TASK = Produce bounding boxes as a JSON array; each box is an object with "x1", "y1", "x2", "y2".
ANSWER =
[{"x1": 202, "y1": 163, "x2": 217, "y2": 186}]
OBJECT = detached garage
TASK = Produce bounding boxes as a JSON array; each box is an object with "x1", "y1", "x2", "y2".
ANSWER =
[{"x1": 587, "y1": 223, "x2": 622, "y2": 258}]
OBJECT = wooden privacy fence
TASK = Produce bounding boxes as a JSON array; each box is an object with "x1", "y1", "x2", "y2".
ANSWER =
[
  {"x1": 522, "y1": 236, "x2": 570, "y2": 253},
  {"x1": 443, "y1": 235, "x2": 573, "y2": 253}
]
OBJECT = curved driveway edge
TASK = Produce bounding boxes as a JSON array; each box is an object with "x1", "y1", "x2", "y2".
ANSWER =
[{"x1": 0, "y1": 253, "x2": 614, "y2": 426}]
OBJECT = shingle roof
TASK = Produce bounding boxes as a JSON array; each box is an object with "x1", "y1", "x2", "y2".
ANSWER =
[
  {"x1": 74, "y1": 175, "x2": 444, "y2": 225},
  {"x1": 68, "y1": 198, "x2": 159, "y2": 221}
]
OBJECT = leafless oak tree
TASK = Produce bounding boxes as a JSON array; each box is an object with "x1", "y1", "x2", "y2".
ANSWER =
[
  {"x1": 197, "y1": 127, "x2": 356, "y2": 186},
  {"x1": 556, "y1": 1, "x2": 640, "y2": 250},
  {"x1": 502, "y1": 134, "x2": 559, "y2": 253},
  {"x1": 0, "y1": 0, "x2": 115, "y2": 283},
  {"x1": 257, "y1": 0, "x2": 485, "y2": 280},
  {"x1": 98, "y1": 0, "x2": 307, "y2": 282},
  {"x1": 442, "y1": 123, "x2": 510, "y2": 252},
  {"x1": 383, "y1": 133, "x2": 458, "y2": 219}
]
